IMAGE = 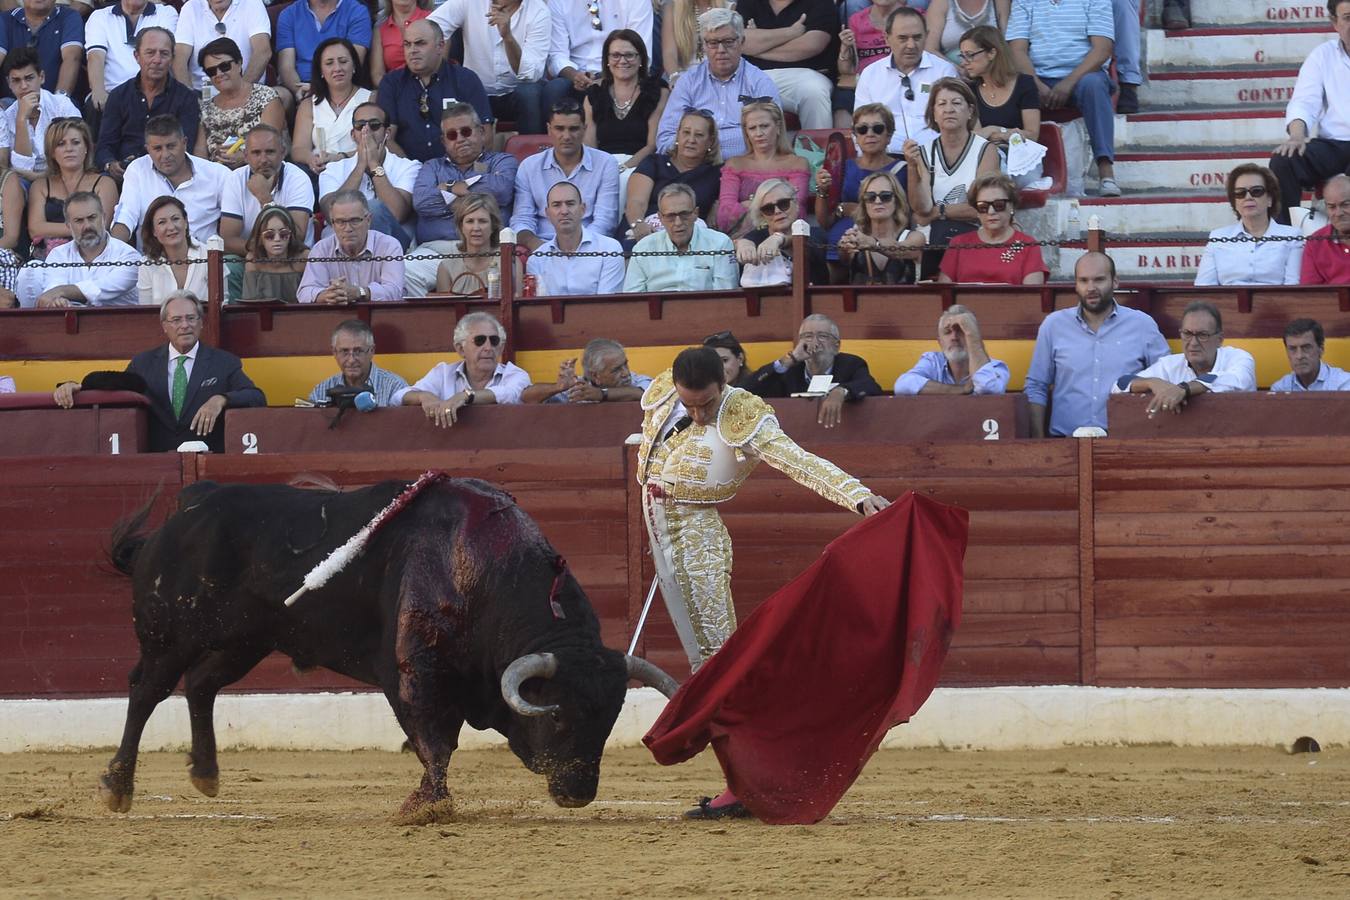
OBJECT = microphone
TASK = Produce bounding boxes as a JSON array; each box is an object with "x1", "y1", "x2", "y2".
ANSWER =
[{"x1": 353, "y1": 391, "x2": 377, "y2": 412}]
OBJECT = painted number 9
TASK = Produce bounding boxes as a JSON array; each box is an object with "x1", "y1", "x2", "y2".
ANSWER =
[
  {"x1": 982, "y1": 418, "x2": 1000, "y2": 441},
  {"x1": 242, "y1": 432, "x2": 259, "y2": 454}
]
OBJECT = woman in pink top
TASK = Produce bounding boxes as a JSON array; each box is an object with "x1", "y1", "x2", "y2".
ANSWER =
[
  {"x1": 717, "y1": 101, "x2": 810, "y2": 238},
  {"x1": 370, "y1": 0, "x2": 433, "y2": 84}
]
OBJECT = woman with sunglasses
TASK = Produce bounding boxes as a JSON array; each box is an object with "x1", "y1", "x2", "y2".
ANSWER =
[
  {"x1": 703, "y1": 330, "x2": 755, "y2": 388},
  {"x1": 926, "y1": 0, "x2": 1007, "y2": 61},
  {"x1": 369, "y1": 0, "x2": 433, "y2": 85},
  {"x1": 137, "y1": 196, "x2": 210, "y2": 305},
  {"x1": 817, "y1": 103, "x2": 903, "y2": 252},
  {"x1": 585, "y1": 30, "x2": 669, "y2": 215},
  {"x1": 241, "y1": 204, "x2": 309, "y2": 302},
  {"x1": 957, "y1": 26, "x2": 1039, "y2": 184},
  {"x1": 718, "y1": 101, "x2": 810, "y2": 238},
  {"x1": 735, "y1": 177, "x2": 829, "y2": 286},
  {"x1": 433, "y1": 192, "x2": 522, "y2": 294},
  {"x1": 624, "y1": 108, "x2": 722, "y2": 240},
  {"x1": 292, "y1": 38, "x2": 374, "y2": 175},
  {"x1": 937, "y1": 173, "x2": 1046, "y2": 284},
  {"x1": 27, "y1": 119, "x2": 118, "y2": 260},
  {"x1": 194, "y1": 38, "x2": 285, "y2": 170},
  {"x1": 1195, "y1": 164, "x2": 1304, "y2": 286},
  {"x1": 838, "y1": 172, "x2": 925, "y2": 285},
  {"x1": 903, "y1": 77, "x2": 998, "y2": 274}
]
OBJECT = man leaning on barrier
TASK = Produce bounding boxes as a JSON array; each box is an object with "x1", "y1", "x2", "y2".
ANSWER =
[
  {"x1": 51, "y1": 290, "x2": 266, "y2": 452},
  {"x1": 894, "y1": 304, "x2": 1009, "y2": 396},
  {"x1": 307, "y1": 319, "x2": 410, "y2": 407},
  {"x1": 393, "y1": 311, "x2": 531, "y2": 428},
  {"x1": 522, "y1": 337, "x2": 653, "y2": 404},
  {"x1": 1270, "y1": 318, "x2": 1350, "y2": 392},
  {"x1": 23, "y1": 191, "x2": 142, "y2": 308},
  {"x1": 747, "y1": 313, "x2": 884, "y2": 429},
  {"x1": 623, "y1": 183, "x2": 739, "y2": 293}
]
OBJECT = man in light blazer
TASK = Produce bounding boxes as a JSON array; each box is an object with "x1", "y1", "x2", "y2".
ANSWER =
[{"x1": 53, "y1": 290, "x2": 266, "y2": 452}]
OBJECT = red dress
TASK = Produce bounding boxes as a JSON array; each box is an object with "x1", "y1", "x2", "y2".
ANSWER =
[{"x1": 939, "y1": 229, "x2": 1048, "y2": 284}]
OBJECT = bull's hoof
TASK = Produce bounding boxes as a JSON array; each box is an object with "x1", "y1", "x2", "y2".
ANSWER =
[
  {"x1": 393, "y1": 795, "x2": 455, "y2": 826},
  {"x1": 99, "y1": 773, "x2": 132, "y2": 814},
  {"x1": 190, "y1": 774, "x2": 220, "y2": 798}
]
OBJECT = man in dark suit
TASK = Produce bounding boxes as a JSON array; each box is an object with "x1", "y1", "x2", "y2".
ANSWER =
[
  {"x1": 53, "y1": 290, "x2": 266, "y2": 452},
  {"x1": 748, "y1": 313, "x2": 883, "y2": 428}
]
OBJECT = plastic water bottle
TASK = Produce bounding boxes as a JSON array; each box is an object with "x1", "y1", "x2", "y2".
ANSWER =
[
  {"x1": 1066, "y1": 199, "x2": 1081, "y2": 237},
  {"x1": 486, "y1": 270, "x2": 500, "y2": 299}
]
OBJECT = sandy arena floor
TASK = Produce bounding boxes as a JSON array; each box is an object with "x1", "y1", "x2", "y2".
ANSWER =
[{"x1": 2, "y1": 745, "x2": 1348, "y2": 898}]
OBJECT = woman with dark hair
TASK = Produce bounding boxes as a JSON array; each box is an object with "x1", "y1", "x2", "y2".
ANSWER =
[
  {"x1": 624, "y1": 108, "x2": 722, "y2": 239},
  {"x1": 195, "y1": 37, "x2": 285, "y2": 170},
  {"x1": 703, "y1": 330, "x2": 754, "y2": 388},
  {"x1": 370, "y1": 0, "x2": 434, "y2": 84},
  {"x1": 138, "y1": 196, "x2": 209, "y2": 305},
  {"x1": 1195, "y1": 164, "x2": 1303, "y2": 286},
  {"x1": 241, "y1": 204, "x2": 309, "y2": 302},
  {"x1": 585, "y1": 29, "x2": 668, "y2": 216},
  {"x1": 938, "y1": 173, "x2": 1047, "y2": 284},
  {"x1": 291, "y1": 37, "x2": 373, "y2": 173},
  {"x1": 27, "y1": 118, "x2": 118, "y2": 259}
]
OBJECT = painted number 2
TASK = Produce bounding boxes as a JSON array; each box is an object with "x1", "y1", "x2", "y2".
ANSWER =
[
  {"x1": 242, "y1": 432, "x2": 259, "y2": 454},
  {"x1": 982, "y1": 419, "x2": 1000, "y2": 441}
]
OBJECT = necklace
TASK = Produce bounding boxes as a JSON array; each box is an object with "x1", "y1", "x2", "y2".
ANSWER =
[{"x1": 612, "y1": 82, "x2": 638, "y2": 119}]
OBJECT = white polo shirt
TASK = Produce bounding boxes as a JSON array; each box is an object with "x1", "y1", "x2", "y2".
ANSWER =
[
  {"x1": 429, "y1": 0, "x2": 552, "y2": 95},
  {"x1": 0, "y1": 89, "x2": 81, "y2": 172},
  {"x1": 221, "y1": 161, "x2": 316, "y2": 241},
  {"x1": 1111, "y1": 346, "x2": 1257, "y2": 394},
  {"x1": 86, "y1": 3, "x2": 181, "y2": 93},
  {"x1": 318, "y1": 152, "x2": 422, "y2": 204},
  {"x1": 174, "y1": 0, "x2": 272, "y2": 90},
  {"x1": 854, "y1": 51, "x2": 959, "y2": 153},
  {"x1": 113, "y1": 153, "x2": 231, "y2": 246}
]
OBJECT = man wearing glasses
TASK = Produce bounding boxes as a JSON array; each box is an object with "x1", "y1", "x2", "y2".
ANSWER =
[
  {"x1": 853, "y1": 7, "x2": 956, "y2": 154},
  {"x1": 377, "y1": 19, "x2": 493, "y2": 162},
  {"x1": 541, "y1": 0, "x2": 652, "y2": 112},
  {"x1": 395, "y1": 311, "x2": 532, "y2": 427},
  {"x1": 307, "y1": 319, "x2": 410, "y2": 407},
  {"x1": 1112, "y1": 301, "x2": 1256, "y2": 418},
  {"x1": 51, "y1": 290, "x2": 266, "y2": 452},
  {"x1": 657, "y1": 8, "x2": 781, "y2": 160},
  {"x1": 747, "y1": 313, "x2": 884, "y2": 429},
  {"x1": 624, "y1": 182, "x2": 738, "y2": 292},
  {"x1": 296, "y1": 190, "x2": 406, "y2": 303},
  {"x1": 318, "y1": 102, "x2": 421, "y2": 251},
  {"x1": 1300, "y1": 174, "x2": 1350, "y2": 284}
]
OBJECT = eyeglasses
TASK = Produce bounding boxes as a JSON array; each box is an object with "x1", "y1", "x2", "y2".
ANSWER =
[
  {"x1": 261, "y1": 229, "x2": 292, "y2": 241},
  {"x1": 442, "y1": 125, "x2": 475, "y2": 140},
  {"x1": 202, "y1": 59, "x2": 234, "y2": 77},
  {"x1": 974, "y1": 199, "x2": 1011, "y2": 213},
  {"x1": 165, "y1": 315, "x2": 201, "y2": 326},
  {"x1": 608, "y1": 51, "x2": 639, "y2": 63},
  {"x1": 705, "y1": 37, "x2": 740, "y2": 51},
  {"x1": 798, "y1": 331, "x2": 838, "y2": 343},
  {"x1": 588, "y1": 0, "x2": 601, "y2": 30},
  {"x1": 758, "y1": 197, "x2": 794, "y2": 216},
  {"x1": 1232, "y1": 186, "x2": 1268, "y2": 199},
  {"x1": 661, "y1": 208, "x2": 698, "y2": 220},
  {"x1": 900, "y1": 74, "x2": 915, "y2": 103},
  {"x1": 957, "y1": 48, "x2": 990, "y2": 62},
  {"x1": 353, "y1": 118, "x2": 387, "y2": 130},
  {"x1": 471, "y1": 334, "x2": 503, "y2": 347},
  {"x1": 331, "y1": 216, "x2": 369, "y2": 228},
  {"x1": 1179, "y1": 329, "x2": 1218, "y2": 342},
  {"x1": 862, "y1": 190, "x2": 895, "y2": 203},
  {"x1": 335, "y1": 347, "x2": 373, "y2": 358},
  {"x1": 1328, "y1": 200, "x2": 1350, "y2": 213},
  {"x1": 854, "y1": 123, "x2": 888, "y2": 136}
]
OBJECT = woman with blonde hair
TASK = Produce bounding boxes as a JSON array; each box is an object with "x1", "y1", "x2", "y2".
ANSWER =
[
  {"x1": 241, "y1": 204, "x2": 309, "y2": 302},
  {"x1": 718, "y1": 100, "x2": 810, "y2": 238},
  {"x1": 138, "y1": 196, "x2": 210, "y2": 305},
  {"x1": 817, "y1": 102, "x2": 903, "y2": 252},
  {"x1": 661, "y1": 0, "x2": 732, "y2": 82},
  {"x1": 838, "y1": 172, "x2": 925, "y2": 285},
  {"x1": 937, "y1": 172, "x2": 1047, "y2": 284},
  {"x1": 624, "y1": 108, "x2": 723, "y2": 239},
  {"x1": 27, "y1": 118, "x2": 118, "y2": 259},
  {"x1": 734, "y1": 177, "x2": 829, "y2": 286},
  {"x1": 433, "y1": 192, "x2": 522, "y2": 295}
]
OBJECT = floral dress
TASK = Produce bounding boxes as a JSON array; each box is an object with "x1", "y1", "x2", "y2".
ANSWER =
[{"x1": 200, "y1": 85, "x2": 279, "y2": 160}]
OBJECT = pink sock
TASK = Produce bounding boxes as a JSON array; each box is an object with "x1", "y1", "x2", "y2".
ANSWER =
[{"x1": 709, "y1": 789, "x2": 738, "y2": 808}]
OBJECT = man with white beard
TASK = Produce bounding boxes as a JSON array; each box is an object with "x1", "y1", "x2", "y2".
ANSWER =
[{"x1": 893, "y1": 304, "x2": 1009, "y2": 395}]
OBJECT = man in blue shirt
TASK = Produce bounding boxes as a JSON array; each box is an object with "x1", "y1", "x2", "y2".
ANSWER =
[
  {"x1": 377, "y1": 19, "x2": 492, "y2": 162},
  {"x1": 656, "y1": 8, "x2": 782, "y2": 160},
  {"x1": 893, "y1": 305, "x2": 1010, "y2": 396},
  {"x1": 307, "y1": 320, "x2": 411, "y2": 408},
  {"x1": 276, "y1": 0, "x2": 372, "y2": 96},
  {"x1": 4, "y1": 0, "x2": 83, "y2": 95},
  {"x1": 96, "y1": 26, "x2": 201, "y2": 176},
  {"x1": 1024, "y1": 252, "x2": 1169, "y2": 437},
  {"x1": 524, "y1": 181, "x2": 626, "y2": 295},
  {"x1": 509, "y1": 99, "x2": 619, "y2": 250}
]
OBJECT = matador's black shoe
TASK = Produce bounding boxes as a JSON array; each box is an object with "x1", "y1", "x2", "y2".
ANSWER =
[{"x1": 684, "y1": 796, "x2": 753, "y2": 820}]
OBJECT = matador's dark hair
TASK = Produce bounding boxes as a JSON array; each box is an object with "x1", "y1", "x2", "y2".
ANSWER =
[{"x1": 672, "y1": 346, "x2": 726, "y2": 390}]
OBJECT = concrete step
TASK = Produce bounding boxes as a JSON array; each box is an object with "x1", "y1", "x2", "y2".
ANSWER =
[
  {"x1": 1068, "y1": 193, "x2": 1235, "y2": 235},
  {"x1": 1058, "y1": 237, "x2": 1209, "y2": 281},
  {"x1": 1121, "y1": 108, "x2": 1284, "y2": 148},
  {"x1": 1146, "y1": 24, "x2": 1329, "y2": 68},
  {"x1": 1182, "y1": 0, "x2": 1332, "y2": 27},
  {"x1": 1141, "y1": 67, "x2": 1299, "y2": 109},
  {"x1": 1112, "y1": 148, "x2": 1271, "y2": 192}
]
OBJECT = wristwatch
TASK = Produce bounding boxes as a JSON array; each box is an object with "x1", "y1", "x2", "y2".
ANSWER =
[
  {"x1": 371, "y1": 166, "x2": 386, "y2": 178},
  {"x1": 600, "y1": 387, "x2": 609, "y2": 402},
  {"x1": 463, "y1": 388, "x2": 476, "y2": 405},
  {"x1": 938, "y1": 203, "x2": 948, "y2": 220},
  {"x1": 1178, "y1": 381, "x2": 1191, "y2": 398},
  {"x1": 357, "y1": 286, "x2": 369, "y2": 300}
]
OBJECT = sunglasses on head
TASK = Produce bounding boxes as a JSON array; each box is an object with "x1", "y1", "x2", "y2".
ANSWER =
[
  {"x1": 1233, "y1": 186, "x2": 1268, "y2": 199},
  {"x1": 974, "y1": 199, "x2": 1011, "y2": 213},
  {"x1": 705, "y1": 330, "x2": 734, "y2": 342},
  {"x1": 738, "y1": 94, "x2": 774, "y2": 105},
  {"x1": 759, "y1": 197, "x2": 793, "y2": 216},
  {"x1": 202, "y1": 59, "x2": 234, "y2": 77},
  {"x1": 854, "y1": 123, "x2": 888, "y2": 136},
  {"x1": 443, "y1": 125, "x2": 475, "y2": 140},
  {"x1": 550, "y1": 99, "x2": 583, "y2": 115},
  {"x1": 471, "y1": 334, "x2": 502, "y2": 347},
  {"x1": 862, "y1": 190, "x2": 895, "y2": 203}
]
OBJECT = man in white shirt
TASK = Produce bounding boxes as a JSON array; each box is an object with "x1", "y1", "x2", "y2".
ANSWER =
[
  {"x1": 395, "y1": 311, "x2": 532, "y2": 427},
  {"x1": 172, "y1": 0, "x2": 272, "y2": 94},
  {"x1": 25, "y1": 192, "x2": 142, "y2": 308},
  {"x1": 430, "y1": 0, "x2": 552, "y2": 134},
  {"x1": 219, "y1": 125, "x2": 316, "y2": 256},
  {"x1": 853, "y1": 7, "x2": 956, "y2": 153},
  {"x1": 111, "y1": 113, "x2": 230, "y2": 246},
  {"x1": 526, "y1": 181, "x2": 625, "y2": 296},
  {"x1": 86, "y1": 0, "x2": 180, "y2": 110},
  {"x1": 318, "y1": 102, "x2": 421, "y2": 250},
  {"x1": 1270, "y1": 318, "x2": 1350, "y2": 392},
  {"x1": 541, "y1": 0, "x2": 652, "y2": 112},
  {"x1": 0, "y1": 48, "x2": 81, "y2": 182},
  {"x1": 1269, "y1": 0, "x2": 1350, "y2": 223},
  {"x1": 1112, "y1": 301, "x2": 1256, "y2": 416}
]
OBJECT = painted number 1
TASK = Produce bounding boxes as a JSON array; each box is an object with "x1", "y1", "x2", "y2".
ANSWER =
[
  {"x1": 242, "y1": 432, "x2": 259, "y2": 454},
  {"x1": 982, "y1": 419, "x2": 1000, "y2": 440}
]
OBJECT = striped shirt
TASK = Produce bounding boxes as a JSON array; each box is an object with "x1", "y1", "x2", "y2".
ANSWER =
[
  {"x1": 1006, "y1": 0, "x2": 1115, "y2": 81},
  {"x1": 307, "y1": 364, "x2": 410, "y2": 407}
]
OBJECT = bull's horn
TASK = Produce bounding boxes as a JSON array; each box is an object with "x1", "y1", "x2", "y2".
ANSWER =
[
  {"x1": 501, "y1": 653, "x2": 560, "y2": 716},
  {"x1": 625, "y1": 655, "x2": 679, "y2": 698}
]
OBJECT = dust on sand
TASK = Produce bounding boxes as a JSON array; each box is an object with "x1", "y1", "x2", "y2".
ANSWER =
[{"x1": 2, "y1": 746, "x2": 1348, "y2": 898}]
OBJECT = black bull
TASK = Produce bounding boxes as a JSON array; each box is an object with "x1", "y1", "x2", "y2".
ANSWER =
[{"x1": 101, "y1": 477, "x2": 677, "y2": 818}]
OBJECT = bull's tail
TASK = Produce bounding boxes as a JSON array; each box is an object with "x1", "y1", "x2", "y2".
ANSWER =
[{"x1": 109, "y1": 488, "x2": 161, "y2": 576}]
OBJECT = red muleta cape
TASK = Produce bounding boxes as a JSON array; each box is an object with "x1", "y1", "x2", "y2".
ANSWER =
[{"x1": 642, "y1": 491, "x2": 968, "y2": 824}]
